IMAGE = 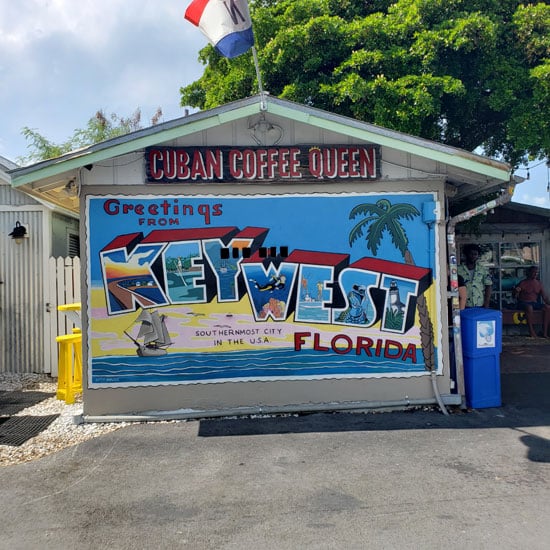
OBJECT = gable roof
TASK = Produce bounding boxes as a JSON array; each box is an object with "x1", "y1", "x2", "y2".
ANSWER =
[
  {"x1": 1, "y1": 155, "x2": 17, "y2": 185},
  {"x1": 9, "y1": 94, "x2": 515, "y2": 213}
]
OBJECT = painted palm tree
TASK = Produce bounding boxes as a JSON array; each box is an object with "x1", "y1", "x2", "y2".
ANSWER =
[{"x1": 348, "y1": 199, "x2": 435, "y2": 371}]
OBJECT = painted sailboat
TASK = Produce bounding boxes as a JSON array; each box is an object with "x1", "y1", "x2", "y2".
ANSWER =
[{"x1": 124, "y1": 309, "x2": 172, "y2": 357}]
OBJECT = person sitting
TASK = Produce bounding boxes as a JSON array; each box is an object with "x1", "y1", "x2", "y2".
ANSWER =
[{"x1": 513, "y1": 266, "x2": 550, "y2": 338}]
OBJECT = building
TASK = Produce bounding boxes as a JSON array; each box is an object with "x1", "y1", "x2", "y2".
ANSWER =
[
  {"x1": 457, "y1": 201, "x2": 550, "y2": 334},
  {"x1": 1, "y1": 155, "x2": 79, "y2": 375},
  {"x1": 9, "y1": 95, "x2": 516, "y2": 419}
]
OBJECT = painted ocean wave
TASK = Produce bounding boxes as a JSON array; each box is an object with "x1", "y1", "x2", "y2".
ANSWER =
[{"x1": 91, "y1": 347, "x2": 430, "y2": 385}]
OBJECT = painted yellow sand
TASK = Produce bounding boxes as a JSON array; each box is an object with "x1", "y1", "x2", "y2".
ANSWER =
[{"x1": 89, "y1": 285, "x2": 436, "y2": 358}]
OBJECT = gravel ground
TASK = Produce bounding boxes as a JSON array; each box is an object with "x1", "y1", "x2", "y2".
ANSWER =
[{"x1": 0, "y1": 374, "x2": 127, "y2": 467}]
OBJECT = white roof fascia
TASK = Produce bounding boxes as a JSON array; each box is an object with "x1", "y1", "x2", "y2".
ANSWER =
[{"x1": 264, "y1": 100, "x2": 511, "y2": 183}]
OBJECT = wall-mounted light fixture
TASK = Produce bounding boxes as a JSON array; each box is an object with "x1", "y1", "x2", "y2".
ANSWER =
[{"x1": 8, "y1": 221, "x2": 28, "y2": 244}]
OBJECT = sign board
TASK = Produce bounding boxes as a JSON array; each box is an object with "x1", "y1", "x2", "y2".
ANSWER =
[
  {"x1": 87, "y1": 193, "x2": 440, "y2": 388},
  {"x1": 145, "y1": 145, "x2": 380, "y2": 183}
]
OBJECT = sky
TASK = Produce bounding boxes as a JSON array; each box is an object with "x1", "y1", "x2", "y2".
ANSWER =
[{"x1": 1, "y1": 0, "x2": 548, "y2": 209}]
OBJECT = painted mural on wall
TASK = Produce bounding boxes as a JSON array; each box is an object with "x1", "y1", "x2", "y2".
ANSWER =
[{"x1": 87, "y1": 193, "x2": 441, "y2": 387}]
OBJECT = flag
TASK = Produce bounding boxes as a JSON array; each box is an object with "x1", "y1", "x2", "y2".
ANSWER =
[{"x1": 185, "y1": 0, "x2": 255, "y2": 59}]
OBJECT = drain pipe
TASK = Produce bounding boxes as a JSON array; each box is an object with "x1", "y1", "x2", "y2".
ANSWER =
[
  {"x1": 430, "y1": 370, "x2": 449, "y2": 415},
  {"x1": 447, "y1": 181, "x2": 517, "y2": 407},
  {"x1": 422, "y1": 201, "x2": 450, "y2": 416}
]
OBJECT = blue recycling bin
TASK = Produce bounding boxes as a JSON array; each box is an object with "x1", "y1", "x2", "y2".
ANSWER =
[{"x1": 460, "y1": 308, "x2": 502, "y2": 408}]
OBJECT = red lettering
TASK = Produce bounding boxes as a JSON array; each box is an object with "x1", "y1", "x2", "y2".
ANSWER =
[
  {"x1": 256, "y1": 149, "x2": 268, "y2": 178},
  {"x1": 164, "y1": 149, "x2": 177, "y2": 179},
  {"x1": 360, "y1": 147, "x2": 375, "y2": 178},
  {"x1": 289, "y1": 148, "x2": 301, "y2": 177},
  {"x1": 149, "y1": 150, "x2": 164, "y2": 180},
  {"x1": 205, "y1": 149, "x2": 223, "y2": 179},
  {"x1": 356, "y1": 336, "x2": 373, "y2": 356},
  {"x1": 313, "y1": 332, "x2": 329, "y2": 351},
  {"x1": 146, "y1": 146, "x2": 377, "y2": 182},
  {"x1": 198, "y1": 204, "x2": 211, "y2": 225},
  {"x1": 402, "y1": 344, "x2": 417, "y2": 362},
  {"x1": 348, "y1": 147, "x2": 360, "y2": 177},
  {"x1": 279, "y1": 148, "x2": 290, "y2": 177},
  {"x1": 266, "y1": 148, "x2": 278, "y2": 178},
  {"x1": 190, "y1": 151, "x2": 207, "y2": 180},
  {"x1": 323, "y1": 148, "x2": 337, "y2": 178},
  {"x1": 383, "y1": 339, "x2": 403, "y2": 358},
  {"x1": 308, "y1": 148, "x2": 322, "y2": 178},
  {"x1": 294, "y1": 332, "x2": 311, "y2": 351},
  {"x1": 337, "y1": 147, "x2": 347, "y2": 177},
  {"x1": 160, "y1": 200, "x2": 171, "y2": 215},
  {"x1": 242, "y1": 149, "x2": 256, "y2": 179},
  {"x1": 176, "y1": 150, "x2": 190, "y2": 179},
  {"x1": 229, "y1": 150, "x2": 242, "y2": 178},
  {"x1": 331, "y1": 334, "x2": 353, "y2": 354},
  {"x1": 291, "y1": 333, "x2": 417, "y2": 362},
  {"x1": 103, "y1": 199, "x2": 120, "y2": 215}
]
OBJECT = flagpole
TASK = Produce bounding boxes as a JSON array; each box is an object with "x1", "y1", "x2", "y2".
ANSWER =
[{"x1": 251, "y1": 46, "x2": 267, "y2": 111}]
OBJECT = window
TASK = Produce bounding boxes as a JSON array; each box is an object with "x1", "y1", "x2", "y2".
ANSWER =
[
  {"x1": 460, "y1": 241, "x2": 541, "y2": 309},
  {"x1": 67, "y1": 232, "x2": 80, "y2": 258}
]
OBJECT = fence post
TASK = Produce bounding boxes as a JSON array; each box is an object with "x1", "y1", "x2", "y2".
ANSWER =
[{"x1": 48, "y1": 256, "x2": 81, "y2": 379}]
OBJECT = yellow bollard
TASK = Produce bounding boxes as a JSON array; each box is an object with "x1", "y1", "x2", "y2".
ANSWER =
[
  {"x1": 56, "y1": 333, "x2": 82, "y2": 404},
  {"x1": 71, "y1": 328, "x2": 82, "y2": 393}
]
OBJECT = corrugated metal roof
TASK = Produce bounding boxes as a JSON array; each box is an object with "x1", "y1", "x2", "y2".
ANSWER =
[{"x1": 502, "y1": 201, "x2": 550, "y2": 218}]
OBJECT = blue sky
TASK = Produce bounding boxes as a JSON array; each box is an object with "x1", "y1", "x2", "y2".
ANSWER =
[{"x1": 1, "y1": 1, "x2": 548, "y2": 209}]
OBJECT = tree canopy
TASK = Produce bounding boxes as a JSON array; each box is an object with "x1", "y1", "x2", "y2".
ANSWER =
[
  {"x1": 180, "y1": 0, "x2": 550, "y2": 167},
  {"x1": 20, "y1": 107, "x2": 162, "y2": 164}
]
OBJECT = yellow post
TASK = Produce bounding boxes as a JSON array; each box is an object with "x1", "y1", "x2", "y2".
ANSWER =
[
  {"x1": 57, "y1": 302, "x2": 82, "y2": 328},
  {"x1": 56, "y1": 333, "x2": 82, "y2": 404},
  {"x1": 57, "y1": 303, "x2": 83, "y2": 403},
  {"x1": 72, "y1": 328, "x2": 83, "y2": 393}
]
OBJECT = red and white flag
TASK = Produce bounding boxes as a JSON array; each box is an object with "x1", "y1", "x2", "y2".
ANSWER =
[{"x1": 185, "y1": 0, "x2": 255, "y2": 58}]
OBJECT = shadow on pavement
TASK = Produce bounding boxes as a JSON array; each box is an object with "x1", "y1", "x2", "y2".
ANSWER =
[
  {"x1": 517, "y1": 431, "x2": 550, "y2": 463},
  {"x1": 198, "y1": 342, "x2": 550, "y2": 438},
  {"x1": 198, "y1": 399, "x2": 550, "y2": 438}
]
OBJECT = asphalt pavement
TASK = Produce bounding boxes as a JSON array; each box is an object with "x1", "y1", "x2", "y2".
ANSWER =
[{"x1": 0, "y1": 338, "x2": 549, "y2": 550}]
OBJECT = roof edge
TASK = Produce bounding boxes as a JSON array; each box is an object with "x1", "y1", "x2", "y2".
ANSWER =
[{"x1": 10, "y1": 94, "x2": 512, "y2": 187}]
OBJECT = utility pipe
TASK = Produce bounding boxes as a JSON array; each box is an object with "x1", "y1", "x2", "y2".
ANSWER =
[{"x1": 81, "y1": 394, "x2": 462, "y2": 424}]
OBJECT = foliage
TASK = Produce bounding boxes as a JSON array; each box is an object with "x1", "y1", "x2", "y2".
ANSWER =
[
  {"x1": 348, "y1": 199, "x2": 420, "y2": 255},
  {"x1": 180, "y1": 0, "x2": 550, "y2": 167},
  {"x1": 20, "y1": 107, "x2": 163, "y2": 164},
  {"x1": 345, "y1": 197, "x2": 433, "y2": 370},
  {"x1": 384, "y1": 308, "x2": 404, "y2": 330}
]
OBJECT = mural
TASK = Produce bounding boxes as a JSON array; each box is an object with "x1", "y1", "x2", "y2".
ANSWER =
[{"x1": 87, "y1": 193, "x2": 441, "y2": 387}]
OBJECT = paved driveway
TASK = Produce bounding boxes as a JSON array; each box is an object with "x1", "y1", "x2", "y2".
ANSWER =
[{"x1": 1, "y1": 341, "x2": 549, "y2": 549}]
